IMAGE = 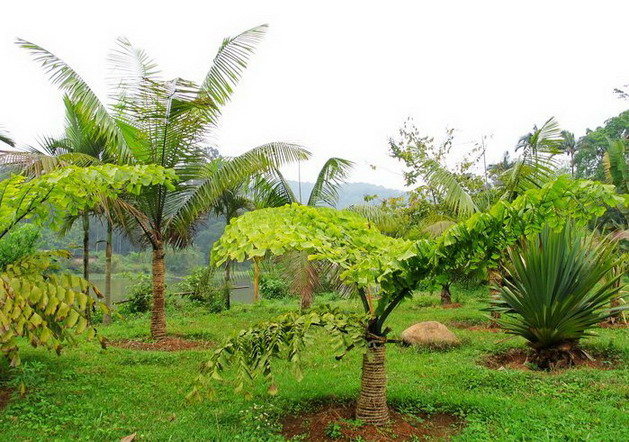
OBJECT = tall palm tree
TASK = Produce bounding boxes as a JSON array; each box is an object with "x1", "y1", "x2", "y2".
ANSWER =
[{"x1": 17, "y1": 27, "x2": 308, "y2": 339}]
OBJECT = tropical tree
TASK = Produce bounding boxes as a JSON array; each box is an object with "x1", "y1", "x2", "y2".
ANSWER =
[
  {"x1": 489, "y1": 224, "x2": 625, "y2": 369},
  {"x1": 0, "y1": 164, "x2": 174, "y2": 365},
  {"x1": 191, "y1": 177, "x2": 625, "y2": 424},
  {"x1": 19, "y1": 27, "x2": 309, "y2": 339},
  {"x1": 253, "y1": 158, "x2": 354, "y2": 308}
]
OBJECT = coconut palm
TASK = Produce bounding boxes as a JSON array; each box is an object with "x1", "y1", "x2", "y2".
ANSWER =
[
  {"x1": 490, "y1": 224, "x2": 625, "y2": 369},
  {"x1": 19, "y1": 26, "x2": 309, "y2": 339}
]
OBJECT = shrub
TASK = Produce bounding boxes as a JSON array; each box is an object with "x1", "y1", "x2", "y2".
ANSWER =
[
  {"x1": 490, "y1": 224, "x2": 626, "y2": 368},
  {"x1": 178, "y1": 266, "x2": 225, "y2": 312},
  {"x1": 0, "y1": 224, "x2": 40, "y2": 270},
  {"x1": 259, "y1": 273, "x2": 291, "y2": 299},
  {"x1": 122, "y1": 275, "x2": 153, "y2": 314}
]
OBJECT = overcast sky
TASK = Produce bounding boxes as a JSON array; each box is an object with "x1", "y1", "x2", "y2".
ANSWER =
[{"x1": 1, "y1": 0, "x2": 628, "y2": 190}]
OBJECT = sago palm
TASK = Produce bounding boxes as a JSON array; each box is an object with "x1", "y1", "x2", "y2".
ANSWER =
[
  {"x1": 490, "y1": 224, "x2": 625, "y2": 369},
  {"x1": 19, "y1": 26, "x2": 309, "y2": 339}
]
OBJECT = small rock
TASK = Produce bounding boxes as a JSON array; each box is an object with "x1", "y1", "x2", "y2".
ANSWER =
[{"x1": 400, "y1": 321, "x2": 460, "y2": 347}]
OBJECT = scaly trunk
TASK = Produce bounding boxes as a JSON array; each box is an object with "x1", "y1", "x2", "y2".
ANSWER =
[
  {"x1": 82, "y1": 212, "x2": 91, "y2": 322},
  {"x1": 440, "y1": 283, "x2": 452, "y2": 305},
  {"x1": 223, "y1": 260, "x2": 232, "y2": 310},
  {"x1": 355, "y1": 341, "x2": 389, "y2": 425},
  {"x1": 150, "y1": 241, "x2": 167, "y2": 340},
  {"x1": 298, "y1": 259, "x2": 316, "y2": 310},
  {"x1": 532, "y1": 340, "x2": 579, "y2": 370},
  {"x1": 82, "y1": 212, "x2": 90, "y2": 283},
  {"x1": 253, "y1": 258, "x2": 260, "y2": 303},
  {"x1": 103, "y1": 220, "x2": 113, "y2": 325}
]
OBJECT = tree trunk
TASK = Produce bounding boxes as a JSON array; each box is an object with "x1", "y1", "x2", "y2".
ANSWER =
[
  {"x1": 253, "y1": 258, "x2": 260, "y2": 302},
  {"x1": 150, "y1": 241, "x2": 167, "y2": 340},
  {"x1": 440, "y1": 283, "x2": 452, "y2": 305},
  {"x1": 298, "y1": 260, "x2": 316, "y2": 310},
  {"x1": 223, "y1": 260, "x2": 232, "y2": 310},
  {"x1": 355, "y1": 342, "x2": 389, "y2": 425},
  {"x1": 103, "y1": 220, "x2": 113, "y2": 325},
  {"x1": 82, "y1": 212, "x2": 90, "y2": 283}
]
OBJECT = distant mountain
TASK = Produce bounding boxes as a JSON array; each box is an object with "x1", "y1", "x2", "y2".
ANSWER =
[{"x1": 287, "y1": 180, "x2": 406, "y2": 208}]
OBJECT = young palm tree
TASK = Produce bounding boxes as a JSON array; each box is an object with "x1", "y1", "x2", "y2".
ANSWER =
[
  {"x1": 19, "y1": 26, "x2": 309, "y2": 339},
  {"x1": 490, "y1": 224, "x2": 625, "y2": 369}
]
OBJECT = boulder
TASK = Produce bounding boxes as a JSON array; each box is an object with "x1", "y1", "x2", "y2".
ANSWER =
[{"x1": 400, "y1": 321, "x2": 460, "y2": 347}]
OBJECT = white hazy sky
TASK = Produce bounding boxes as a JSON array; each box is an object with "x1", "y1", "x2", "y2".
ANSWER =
[{"x1": 1, "y1": 0, "x2": 628, "y2": 190}]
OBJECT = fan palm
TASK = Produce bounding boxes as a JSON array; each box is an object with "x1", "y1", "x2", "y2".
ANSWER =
[
  {"x1": 18, "y1": 27, "x2": 309, "y2": 339},
  {"x1": 490, "y1": 224, "x2": 625, "y2": 369}
]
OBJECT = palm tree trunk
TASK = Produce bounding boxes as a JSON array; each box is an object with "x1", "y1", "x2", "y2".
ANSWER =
[
  {"x1": 82, "y1": 211, "x2": 90, "y2": 283},
  {"x1": 103, "y1": 220, "x2": 113, "y2": 325},
  {"x1": 440, "y1": 283, "x2": 452, "y2": 305},
  {"x1": 253, "y1": 258, "x2": 260, "y2": 302},
  {"x1": 355, "y1": 341, "x2": 389, "y2": 425},
  {"x1": 223, "y1": 260, "x2": 232, "y2": 310},
  {"x1": 150, "y1": 241, "x2": 167, "y2": 340}
]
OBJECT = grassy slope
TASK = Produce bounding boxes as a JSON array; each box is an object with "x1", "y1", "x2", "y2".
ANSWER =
[{"x1": 0, "y1": 287, "x2": 628, "y2": 441}]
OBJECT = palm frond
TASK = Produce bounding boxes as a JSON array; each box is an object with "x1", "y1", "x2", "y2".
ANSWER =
[
  {"x1": 418, "y1": 158, "x2": 478, "y2": 218},
  {"x1": 251, "y1": 169, "x2": 298, "y2": 209},
  {"x1": 0, "y1": 127, "x2": 15, "y2": 147},
  {"x1": 165, "y1": 142, "x2": 309, "y2": 247},
  {"x1": 198, "y1": 25, "x2": 268, "y2": 125},
  {"x1": 307, "y1": 158, "x2": 354, "y2": 207},
  {"x1": 16, "y1": 38, "x2": 132, "y2": 161}
]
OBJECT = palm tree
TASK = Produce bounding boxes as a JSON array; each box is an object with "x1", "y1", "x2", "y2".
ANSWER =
[
  {"x1": 560, "y1": 130, "x2": 577, "y2": 177},
  {"x1": 17, "y1": 27, "x2": 309, "y2": 339},
  {"x1": 0, "y1": 97, "x2": 114, "y2": 318},
  {"x1": 254, "y1": 158, "x2": 354, "y2": 308}
]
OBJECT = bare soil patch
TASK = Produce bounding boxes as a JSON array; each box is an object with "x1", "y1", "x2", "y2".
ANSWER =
[
  {"x1": 447, "y1": 320, "x2": 502, "y2": 332},
  {"x1": 281, "y1": 402, "x2": 463, "y2": 441},
  {"x1": 441, "y1": 303, "x2": 463, "y2": 309},
  {"x1": 109, "y1": 337, "x2": 213, "y2": 352},
  {"x1": 481, "y1": 348, "x2": 621, "y2": 371},
  {"x1": 599, "y1": 321, "x2": 629, "y2": 329}
]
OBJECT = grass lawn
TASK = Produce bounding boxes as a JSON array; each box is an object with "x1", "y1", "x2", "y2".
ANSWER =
[{"x1": 1, "y1": 287, "x2": 628, "y2": 441}]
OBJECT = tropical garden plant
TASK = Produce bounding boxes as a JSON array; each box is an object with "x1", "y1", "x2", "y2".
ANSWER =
[
  {"x1": 18, "y1": 26, "x2": 309, "y2": 339},
  {"x1": 0, "y1": 164, "x2": 174, "y2": 365},
  {"x1": 191, "y1": 176, "x2": 625, "y2": 425},
  {"x1": 489, "y1": 224, "x2": 626, "y2": 369}
]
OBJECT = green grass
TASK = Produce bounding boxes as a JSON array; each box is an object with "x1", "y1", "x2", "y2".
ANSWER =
[{"x1": 1, "y1": 286, "x2": 628, "y2": 441}]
